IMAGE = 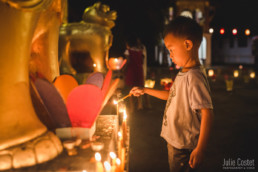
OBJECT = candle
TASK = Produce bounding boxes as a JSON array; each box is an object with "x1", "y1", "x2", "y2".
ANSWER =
[
  {"x1": 109, "y1": 152, "x2": 117, "y2": 166},
  {"x1": 117, "y1": 131, "x2": 122, "y2": 159},
  {"x1": 115, "y1": 158, "x2": 121, "y2": 172},
  {"x1": 120, "y1": 148, "x2": 126, "y2": 172},
  {"x1": 208, "y1": 69, "x2": 214, "y2": 77},
  {"x1": 104, "y1": 161, "x2": 111, "y2": 172},
  {"x1": 250, "y1": 72, "x2": 255, "y2": 79},
  {"x1": 95, "y1": 153, "x2": 104, "y2": 172},
  {"x1": 122, "y1": 110, "x2": 127, "y2": 147},
  {"x1": 234, "y1": 70, "x2": 239, "y2": 78}
]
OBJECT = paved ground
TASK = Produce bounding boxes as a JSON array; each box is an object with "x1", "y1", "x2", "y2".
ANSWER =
[{"x1": 120, "y1": 67, "x2": 258, "y2": 172}]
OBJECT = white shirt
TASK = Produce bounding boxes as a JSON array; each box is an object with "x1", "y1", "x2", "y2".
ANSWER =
[{"x1": 161, "y1": 66, "x2": 213, "y2": 149}]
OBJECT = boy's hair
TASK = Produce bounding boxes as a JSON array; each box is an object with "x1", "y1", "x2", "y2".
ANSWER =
[{"x1": 163, "y1": 16, "x2": 203, "y2": 47}]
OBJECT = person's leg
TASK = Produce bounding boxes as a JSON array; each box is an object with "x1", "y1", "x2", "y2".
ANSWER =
[{"x1": 167, "y1": 143, "x2": 196, "y2": 172}]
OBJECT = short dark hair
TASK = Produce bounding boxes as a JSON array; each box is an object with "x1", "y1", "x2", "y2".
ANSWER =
[{"x1": 163, "y1": 16, "x2": 203, "y2": 47}]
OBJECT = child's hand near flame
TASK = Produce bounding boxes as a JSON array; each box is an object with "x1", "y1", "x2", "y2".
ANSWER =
[{"x1": 130, "y1": 87, "x2": 145, "y2": 97}]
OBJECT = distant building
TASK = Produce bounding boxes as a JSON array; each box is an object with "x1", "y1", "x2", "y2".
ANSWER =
[{"x1": 155, "y1": 0, "x2": 213, "y2": 67}]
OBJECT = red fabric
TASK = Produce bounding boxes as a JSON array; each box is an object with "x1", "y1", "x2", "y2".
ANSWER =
[{"x1": 125, "y1": 49, "x2": 144, "y2": 87}]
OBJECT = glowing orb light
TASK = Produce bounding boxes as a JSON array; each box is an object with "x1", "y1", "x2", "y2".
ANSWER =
[
  {"x1": 208, "y1": 69, "x2": 214, "y2": 77},
  {"x1": 232, "y1": 28, "x2": 237, "y2": 35},
  {"x1": 245, "y1": 29, "x2": 250, "y2": 36},
  {"x1": 220, "y1": 28, "x2": 225, "y2": 35},
  {"x1": 209, "y1": 28, "x2": 214, "y2": 34},
  {"x1": 250, "y1": 72, "x2": 255, "y2": 79},
  {"x1": 233, "y1": 70, "x2": 239, "y2": 78}
]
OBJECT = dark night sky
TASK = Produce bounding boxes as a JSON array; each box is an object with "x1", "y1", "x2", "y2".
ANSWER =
[{"x1": 67, "y1": 0, "x2": 258, "y2": 59}]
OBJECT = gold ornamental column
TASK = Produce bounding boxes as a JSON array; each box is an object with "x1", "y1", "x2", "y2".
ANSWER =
[{"x1": 0, "y1": 0, "x2": 62, "y2": 170}]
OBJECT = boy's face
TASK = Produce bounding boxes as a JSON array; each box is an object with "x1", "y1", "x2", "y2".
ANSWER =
[{"x1": 164, "y1": 33, "x2": 190, "y2": 67}]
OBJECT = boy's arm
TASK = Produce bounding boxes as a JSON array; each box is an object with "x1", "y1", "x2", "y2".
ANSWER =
[
  {"x1": 189, "y1": 108, "x2": 214, "y2": 169},
  {"x1": 130, "y1": 87, "x2": 169, "y2": 100}
]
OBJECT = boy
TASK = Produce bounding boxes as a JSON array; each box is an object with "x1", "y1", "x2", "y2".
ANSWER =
[{"x1": 130, "y1": 16, "x2": 214, "y2": 172}]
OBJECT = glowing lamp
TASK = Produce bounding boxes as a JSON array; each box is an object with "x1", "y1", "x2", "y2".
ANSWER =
[
  {"x1": 160, "y1": 78, "x2": 173, "y2": 90},
  {"x1": 232, "y1": 28, "x2": 237, "y2": 35},
  {"x1": 160, "y1": 78, "x2": 172, "y2": 85},
  {"x1": 208, "y1": 69, "x2": 214, "y2": 77},
  {"x1": 144, "y1": 79, "x2": 155, "y2": 88},
  {"x1": 245, "y1": 29, "x2": 250, "y2": 36},
  {"x1": 93, "y1": 63, "x2": 97, "y2": 68},
  {"x1": 209, "y1": 28, "x2": 214, "y2": 34},
  {"x1": 233, "y1": 70, "x2": 239, "y2": 78},
  {"x1": 220, "y1": 28, "x2": 225, "y2": 35},
  {"x1": 250, "y1": 72, "x2": 255, "y2": 79},
  {"x1": 108, "y1": 57, "x2": 127, "y2": 70}
]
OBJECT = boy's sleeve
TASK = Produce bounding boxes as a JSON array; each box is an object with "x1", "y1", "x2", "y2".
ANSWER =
[{"x1": 188, "y1": 71, "x2": 213, "y2": 111}]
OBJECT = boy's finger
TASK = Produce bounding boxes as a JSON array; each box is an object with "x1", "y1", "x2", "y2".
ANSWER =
[{"x1": 189, "y1": 155, "x2": 193, "y2": 168}]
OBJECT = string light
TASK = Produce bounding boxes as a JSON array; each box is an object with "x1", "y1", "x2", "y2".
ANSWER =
[
  {"x1": 220, "y1": 28, "x2": 225, "y2": 35},
  {"x1": 232, "y1": 28, "x2": 237, "y2": 35},
  {"x1": 245, "y1": 29, "x2": 250, "y2": 36},
  {"x1": 209, "y1": 28, "x2": 214, "y2": 34}
]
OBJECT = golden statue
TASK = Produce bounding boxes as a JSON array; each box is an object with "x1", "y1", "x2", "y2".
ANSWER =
[
  {"x1": 59, "y1": 2, "x2": 117, "y2": 83},
  {"x1": 0, "y1": 0, "x2": 66, "y2": 170},
  {"x1": 0, "y1": 1, "x2": 118, "y2": 170}
]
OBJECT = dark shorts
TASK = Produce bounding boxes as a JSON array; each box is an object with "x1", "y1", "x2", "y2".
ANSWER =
[{"x1": 167, "y1": 143, "x2": 197, "y2": 172}]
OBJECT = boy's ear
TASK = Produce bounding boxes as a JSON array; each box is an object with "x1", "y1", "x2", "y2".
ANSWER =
[{"x1": 184, "y1": 40, "x2": 193, "y2": 51}]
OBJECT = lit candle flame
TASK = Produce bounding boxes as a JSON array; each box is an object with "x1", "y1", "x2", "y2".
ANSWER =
[
  {"x1": 82, "y1": 170, "x2": 87, "y2": 172},
  {"x1": 113, "y1": 100, "x2": 118, "y2": 105},
  {"x1": 95, "y1": 152, "x2": 101, "y2": 162},
  {"x1": 208, "y1": 69, "x2": 214, "y2": 77},
  {"x1": 123, "y1": 110, "x2": 127, "y2": 121},
  {"x1": 93, "y1": 63, "x2": 97, "y2": 67},
  {"x1": 234, "y1": 70, "x2": 239, "y2": 78},
  {"x1": 250, "y1": 72, "x2": 255, "y2": 79},
  {"x1": 118, "y1": 131, "x2": 122, "y2": 139},
  {"x1": 116, "y1": 158, "x2": 121, "y2": 165},
  {"x1": 104, "y1": 161, "x2": 111, "y2": 171},
  {"x1": 109, "y1": 152, "x2": 117, "y2": 159}
]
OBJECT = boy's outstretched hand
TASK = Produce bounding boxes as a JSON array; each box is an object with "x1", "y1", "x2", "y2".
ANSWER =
[
  {"x1": 130, "y1": 87, "x2": 144, "y2": 97},
  {"x1": 189, "y1": 148, "x2": 204, "y2": 169}
]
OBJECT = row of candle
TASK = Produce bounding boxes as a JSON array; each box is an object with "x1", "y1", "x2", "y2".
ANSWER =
[
  {"x1": 114, "y1": 97, "x2": 129, "y2": 172},
  {"x1": 208, "y1": 69, "x2": 256, "y2": 79},
  {"x1": 94, "y1": 152, "x2": 122, "y2": 172}
]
